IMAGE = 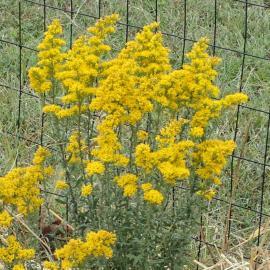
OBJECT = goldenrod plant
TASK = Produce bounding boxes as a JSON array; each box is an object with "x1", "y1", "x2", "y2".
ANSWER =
[{"x1": 0, "y1": 14, "x2": 248, "y2": 269}]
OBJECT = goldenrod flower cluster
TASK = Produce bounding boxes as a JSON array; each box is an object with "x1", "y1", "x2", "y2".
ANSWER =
[
  {"x1": 0, "y1": 235, "x2": 35, "y2": 269},
  {"x1": 135, "y1": 140, "x2": 194, "y2": 185},
  {"x1": 156, "y1": 119, "x2": 188, "y2": 147},
  {"x1": 22, "y1": 15, "x2": 250, "y2": 268},
  {"x1": 90, "y1": 22, "x2": 170, "y2": 123},
  {"x1": 13, "y1": 264, "x2": 26, "y2": 270},
  {"x1": 85, "y1": 160, "x2": 105, "y2": 176},
  {"x1": 89, "y1": 22, "x2": 171, "y2": 167},
  {"x1": 81, "y1": 184, "x2": 93, "y2": 197},
  {"x1": 27, "y1": 15, "x2": 248, "y2": 208},
  {"x1": 193, "y1": 139, "x2": 236, "y2": 199},
  {"x1": 29, "y1": 19, "x2": 65, "y2": 94},
  {"x1": 155, "y1": 38, "x2": 248, "y2": 138},
  {"x1": 91, "y1": 119, "x2": 129, "y2": 166},
  {"x1": 66, "y1": 131, "x2": 87, "y2": 164},
  {"x1": 0, "y1": 210, "x2": 13, "y2": 228},
  {"x1": 55, "y1": 180, "x2": 69, "y2": 190},
  {"x1": 196, "y1": 189, "x2": 217, "y2": 201},
  {"x1": 137, "y1": 130, "x2": 148, "y2": 142},
  {"x1": 115, "y1": 173, "x2": 138, "y2": 197},
  {"x1": 193, "y1": 140, "x2": 236, "y2": 181},
  {"x1": 0, "y1": 146, "x2": 52, "y2": 215},
  {"x1": 30, "y1": 14, "x2": 119, "y2": 122},
  {"x1": 141, "y1": 183, "x2": 164, "y2": 205},
  {"x1": 44, "y1": 230, "x2": 116, "y2": 269},
  {"x1": 44, "y1": 261, "x2": 59, "y2": 270}
]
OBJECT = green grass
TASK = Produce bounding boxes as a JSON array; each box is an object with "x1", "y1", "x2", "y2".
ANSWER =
[{"x1": 0, "y1": 0, "x2": 269, "y2": 268}]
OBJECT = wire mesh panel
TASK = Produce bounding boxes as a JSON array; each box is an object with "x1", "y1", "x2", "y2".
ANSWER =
[{"x1": 0, "y1": 0, "x2": 269, "y2": 267}]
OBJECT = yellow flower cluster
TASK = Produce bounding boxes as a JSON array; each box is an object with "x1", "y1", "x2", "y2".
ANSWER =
[
  {"x1": 27, "y1": 15, "x2": 249, "y2": 220},
  {"x1": 85, "y1": 230, "x2": 116, "y2": 258},
  {"x1": 66, "y1": 132, "x2": 87, "y2": 164},
  {"x1": 31, "y1": 14, "x2": 119, "y2": 122},
  {"x1": 55, "y1": 180, "x2": 69, "y2": 190},
  {"x1": 115, "y1": 173, "x2": 138, "y2": 197},
  {"x1": 81, "y1": 184, "x2": 93, "y2": 197},
  {"x1": 156, "y1": 37, "x2": 220, "y2": 108},
  {"x1": 44, "y1": 261, "x2": 59, "y2": 270},
  {"x1": 196, "y1": 189, "x2": 216, "y2": 201},
  {"x1": 43, "y1": 103, "x2": 89, "y2": 119},
  {"x1": 0, "y1": 147, "x2": 52, "y2": 215},
  {"x1": 54, "y1": 14, "x2": 119, "y2": 118},
  {"x1": 155, "y1": 38, "x2": 248, "y2": 137},
  {"x1": 221, "y1": 93, "x2": 249, "y2": 107},
  {"x1": 29, "y1": 19, "x2": 65, "y2": 94},
  {"x1": 137, "y1": 130, "x2": 148, "y2": 142},
  {"x1": 90, "y1": 22, "x2": 170, "y2": 123},
  {"x1": 135, "y1": 140, "x2": 194, "y2": 185},
  {"x1": 49, "y1": 230, "x2": 116, "y2": 269},
  {"x1": 91, "y1": 118, "x2": 129, "y2": 166},
  {"x1": 143, "y1": 189, "x2": 164, "y2": 205},
  {"x1": 135, "y1": 144, "x2": 158, "y2": 172},
  {"x1": 192, "y1": 140, "x2": 236, "y2": 198},
  {"x1": 156, "y1": 118, "x2": 188, "y2": 147},
  {"x1": 0, "y1": 235, "x2": 35, "y2": 267},
  {"x1": 193, "y1": 139, "x2": 236, "y2": 183},
  {"x1": 141, "y1": 183, "x2": 164, "y2": 205},
  {"x1": 0, "y1": 210, "x2": 13, "y2": 228},
  {"x1": 119, "y1": 22, "x2": 171, "y2": 101},
  {"x1": 13, "y1": 264, "x2": 25, "y2": 270},
  {"x1": 32, "y1": 146, "x2": 51, "y2": 165},
  {"x1": 89, "y1": 22, "x2": 172, "y2": 167},
  {"x1": 85, "y1": 160, "x2": 105, "y2": 176}
]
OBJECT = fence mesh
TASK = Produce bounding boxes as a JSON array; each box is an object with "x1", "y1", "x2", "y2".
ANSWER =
[{"x1": 0, "y1": 0, "x2": 269, "y2": 267}]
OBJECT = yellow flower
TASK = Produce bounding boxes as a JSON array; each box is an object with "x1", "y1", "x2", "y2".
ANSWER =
[
  {"x1": 55, "y1": 239, "x2": 87, "y2": 269},
  {"x1": 135, "y1": 143, "x2": 157, "y2": 173},
  {"x1": 0, "y1": 235, "x2": 35, "y2": 265},
  {"x1": 143, "y1": 189, "x2": 164, "y2": 205},
  {"x1": 156, "y1": 118, "x2": 187, "y2": 147},
  {"x1": 90, "y1": 21, "x2": 170, "y2": 127},
  {"x1": 43, "y1": 261, "x2": 59, "y2": 270},
  {"x1": 213, "y1": 177, "x2": 222, "y2": 185},
  {"x1": 196, "y1": 189, "x2": 216, "y2": 201},
  {"x1": 141, "y1": 183, "x2": 153, "y2": 192},
  {"x1": 189, "y1": 127, "x2": 204, "y2": 138},
  {"x1": 85, "y1": 161, "x2": 105, "y2": 176},
  {"x1": 136, "y1": 140, "x2": 194, "y2": 186},
  {"x1": 0, "y1": 210, "x2": 13, "y2": 228},
  {"x1": 46, "y1": 14, "x2": 120, "y2": 122},
  {"x1": 13, "y1": 265, "x2": 25, "y2": 270},
  {"x1": 66, "y1": 132, "x2": 87, "y2": 164},
  {"x1": 115, "y1": 173, "x2": 138, "y2": 197},
  {"x1": 158, "y1": 162, "x2": 190, "y2": 184},
  {"x1": 81, "y1": 184, "x2": 93, "y2": 197},
  {"x1": 154, "y1": 37, "x2": 248, "y2": 138},
  {"x1": 137, "y1": 130, "x2": 148, "y2": 141},
  {"x1": 91, "y1": 118, "x2": 129, "y2": 166},
  {"x1": 193, "y1": 139, "x2": 236, "y2": 184},
  {"x1": 55, "y1": 180, "x2": 69, "y2": 190},
  {"x1": 32, "y1": 146, "x2": 51, "y2": 165},
  {"x1": 85, "y1": 230, "x2": 117, "y2": 258},
  {"x1": 43, "y1": 104, "x2": 61, "y2": 115},
  {"x1": 123, "y1": 184, "x2": 137, "y2": 197},
  {"x1": 0, "y1": 147, "x2": 52, "y2": 215},
  {"x1": 221, "y1": 93, "x2": 248, "y2": 107},
  {"x1": 29, "y1": 19, "x2": 65, "y2": 94},
  {"x1": 54, "y1": 230, "x2": 116, "y2": 268}
]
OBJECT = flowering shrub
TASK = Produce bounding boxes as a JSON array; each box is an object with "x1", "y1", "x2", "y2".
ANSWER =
[{"x1": 0, "y1": 14, "x2": 248, "y2": 269}]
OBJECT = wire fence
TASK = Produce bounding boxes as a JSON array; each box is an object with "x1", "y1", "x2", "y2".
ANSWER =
[{"x1": 0, "y1": 0, "x2": 270, "y2": 267}]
